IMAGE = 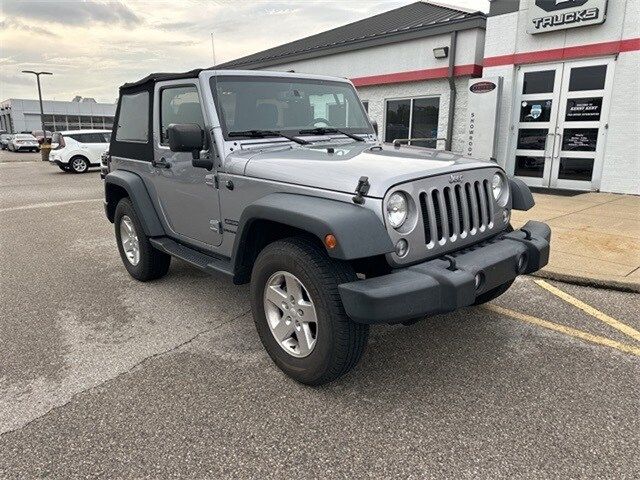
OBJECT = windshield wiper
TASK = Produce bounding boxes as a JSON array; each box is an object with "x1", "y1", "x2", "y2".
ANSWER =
[
  {"x1": 228, "y1": 130, "x2": 310, "y2": 145},
  {"x1": 298, "y1": 127, "x2": 365, "y2": 142}
]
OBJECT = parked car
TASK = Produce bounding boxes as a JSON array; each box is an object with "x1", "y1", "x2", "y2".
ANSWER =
[
  {"x1": 8, "y1": 133, "x2": 39, "y2": 152},
  {"x1": 104, "y1": 69, "x2": 551, "y2": 385},
  {"x1": 48, "y1": 129, "x2": 111, "y2": 173},
  {"x1": 0, "y1": 133, "x2": 13, "y2": 150},
  {"x1": 32, "y1": 130, "x2": 53, "y2": 144}
]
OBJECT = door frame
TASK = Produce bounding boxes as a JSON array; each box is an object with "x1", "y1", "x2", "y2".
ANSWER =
[
  {"x1": 151, "y1": 79, "x2": 223, "y2": 249},
  {"x1": 509, "y1": 62, "x2": 564, "y2": 188},
  {"x1": 551, "y1": 56, "x2": 615, "y2": 191},
  {"x1": 507, "y1": 56, "x2": 616, "y2": 191}
]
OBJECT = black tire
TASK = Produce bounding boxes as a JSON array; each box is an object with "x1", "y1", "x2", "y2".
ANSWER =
[
  {"x1": 114, "y1": 197, "x2": 171, "y2": 281},
  {"x1": 250, "y1": 237, "x2": 369, "y2": 386},
  {"x1": 69, "y1": 156, "x2": 89, "y2": 173}
]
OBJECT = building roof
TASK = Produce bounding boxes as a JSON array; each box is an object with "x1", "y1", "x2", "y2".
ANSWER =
[{"x1": 217, "y1": 1, "x2": 485, "y2": 70}]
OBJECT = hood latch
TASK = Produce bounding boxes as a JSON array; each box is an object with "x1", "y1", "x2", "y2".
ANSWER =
[{"x1": 352, "y1": 176, "x2": 370, "y2": 205}]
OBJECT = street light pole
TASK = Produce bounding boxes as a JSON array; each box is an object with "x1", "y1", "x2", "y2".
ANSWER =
[{"x1": 21, "y1": 70, "x2": 52, "y2": 143}]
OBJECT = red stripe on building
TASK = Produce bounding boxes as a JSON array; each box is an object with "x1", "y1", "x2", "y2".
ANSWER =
[
  {"x1": 484, "y1": 38, "x2": 640, "y2": 67},
  {"x1": 351, "y1": 64, "x2": 483, "y2": 87}
]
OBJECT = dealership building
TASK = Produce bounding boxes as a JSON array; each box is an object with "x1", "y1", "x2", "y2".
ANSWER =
[
  {"x1": 0, "y1": 97, "x2": 116, "y2": 134},
  {"x1": 219, "y1": 0, "x2": 639, "y2": 195}
]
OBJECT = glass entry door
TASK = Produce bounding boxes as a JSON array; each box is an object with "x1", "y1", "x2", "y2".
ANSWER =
[{"x1": 510, "y1": 58, "x2": 614, "y2": 191}]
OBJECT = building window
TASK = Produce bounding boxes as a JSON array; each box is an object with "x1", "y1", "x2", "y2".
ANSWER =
[{"x1": 385, "y1": 97, "x2": 440, "y2": 148}]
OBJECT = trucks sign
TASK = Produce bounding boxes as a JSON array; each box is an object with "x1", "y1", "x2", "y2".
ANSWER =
[{"x1": 527, "y1": 0, "x2": 608, "y2": 34}]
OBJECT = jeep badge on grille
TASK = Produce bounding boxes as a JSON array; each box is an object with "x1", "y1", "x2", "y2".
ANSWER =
[{"x1": 449, "y1": 173, "x2": 463, "y2": 183}]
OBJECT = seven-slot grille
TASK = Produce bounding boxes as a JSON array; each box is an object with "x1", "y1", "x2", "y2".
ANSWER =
[{"x1": 419, "y1": 179, "x2": 495, "y2": 248}]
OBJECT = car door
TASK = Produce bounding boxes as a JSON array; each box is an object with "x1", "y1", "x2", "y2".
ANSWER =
[
  {"x1": 86, "y1": 132, "x2": 110, "y2": 163},
  {"x1": 149, "y1": 80, "x2": 223, "y2": 248}
]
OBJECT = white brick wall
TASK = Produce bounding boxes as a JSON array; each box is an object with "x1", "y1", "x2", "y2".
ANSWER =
[{"x1": 600, "y1": 50, "x2": 640, "y2": 194}]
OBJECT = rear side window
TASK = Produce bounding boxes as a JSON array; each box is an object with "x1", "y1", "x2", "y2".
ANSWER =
[
  {"x1": 115, "y1": 91, "x2": 149, "y2": 143},
  {"x1": 68, "y1": 133, "x2": 105, "y2": 143},
  {"x1": 160, "y1": 85, "x2": 205, "y2": 144}
]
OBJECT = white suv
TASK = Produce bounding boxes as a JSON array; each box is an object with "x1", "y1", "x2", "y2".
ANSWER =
[{"x1": 49, "y1": 130, "x2": 111, "y2": 173}]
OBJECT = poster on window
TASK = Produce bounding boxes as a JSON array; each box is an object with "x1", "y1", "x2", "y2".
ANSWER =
[
  {"x1": 562, "y1": 128, "x2": 598, "y2": 151},
  {"x1": 565, "y1": 97, "x2": 602, "y2": 121}
]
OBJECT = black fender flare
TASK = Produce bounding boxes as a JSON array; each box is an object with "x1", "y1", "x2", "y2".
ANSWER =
[
  {"x1": 104, "y1": 170, "x2": 165, "y2": 236},
  {"x1": 233, "y1": 193, "x2": 394, "y2": 262},
  {"x1": 509, "y1": 177, "x2": 535, "y2": 211}
]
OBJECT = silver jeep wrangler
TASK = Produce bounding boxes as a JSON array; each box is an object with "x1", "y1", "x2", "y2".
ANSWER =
[{"x1": 104, "y1": 70, "x2": 551, "y2": 385}]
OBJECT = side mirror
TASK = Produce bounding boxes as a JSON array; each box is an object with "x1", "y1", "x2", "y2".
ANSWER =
[
  {"x1": 167, "y1": 123, "x2": 213, "y2": 170},
  {"x1": 370, "y1": 119, "x2": 379, "y2": 136}
]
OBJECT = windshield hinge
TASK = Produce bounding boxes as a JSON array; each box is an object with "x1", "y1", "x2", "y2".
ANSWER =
[{"x1": 352, "y1": 176, "x2": 370, "y2": 205}]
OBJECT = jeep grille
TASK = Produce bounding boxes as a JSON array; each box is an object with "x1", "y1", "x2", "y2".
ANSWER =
[
  {"x1": 385, "y1": 168, "x2": 506, "y2": 265},
  {"x1": 419, "y1": 180, "x2": 494, "y2": 246}
]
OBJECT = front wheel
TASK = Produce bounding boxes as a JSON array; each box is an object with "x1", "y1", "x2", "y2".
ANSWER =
[
  {"x1": 114, "y1": 198, "x2": 171, "y2": 281},
  {"x1": 251, "y1": 237, "x2": 369, "y2": 386}
]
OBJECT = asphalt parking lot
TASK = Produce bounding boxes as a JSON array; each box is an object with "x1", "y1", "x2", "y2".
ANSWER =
[{"x1": 1, "y1": 150, "x2": 639, "y2": 479}]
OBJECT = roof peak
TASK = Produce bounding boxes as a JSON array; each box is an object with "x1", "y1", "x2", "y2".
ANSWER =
[{"x1": 217, "y1": 1, "x2": 485, "y2": 70}]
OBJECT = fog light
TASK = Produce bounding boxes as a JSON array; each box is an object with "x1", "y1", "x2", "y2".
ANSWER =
[
  {"x1": 517, "y1": 253, "x2": 528, "y2": 273},
  {"x1": 395, "y1": 239, "x2": 409, "y2": 257},
  {"x1": 502, "y1": 209, "x2": 510, "y2": 224},
  {"x1": 474, "y1": 272, "x2": 484, "y2": 290}
]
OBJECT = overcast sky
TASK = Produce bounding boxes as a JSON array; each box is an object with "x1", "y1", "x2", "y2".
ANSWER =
[{"x1": 0, "y1": 0, "x2": 489, "y2": 103}]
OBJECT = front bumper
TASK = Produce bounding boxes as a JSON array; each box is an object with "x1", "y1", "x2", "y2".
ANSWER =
[{"x1": 339, "y1": 221, "x2": 551, "y2": 324}]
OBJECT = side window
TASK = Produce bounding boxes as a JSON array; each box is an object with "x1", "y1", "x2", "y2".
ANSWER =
[
  {"x1": 160, "y1": 85, "x2": 205, "y2": 144},
  {"x1": 102, "y1": 132, "x2": 112, "y2": 143},
  {"x1": 115, "y1": 91, "x2": 149, "y2": 143},
  {"x1": 79, "y1": 133, "x2": 105, "y2": 143}
]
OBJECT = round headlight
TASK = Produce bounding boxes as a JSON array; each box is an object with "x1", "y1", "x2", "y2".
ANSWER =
[
  {"x1": 492, "y1": 172, "x2": 509, "y2": 207},
  {"x1": 387, "y1": 192, "x2": 408, "y2": 229}
]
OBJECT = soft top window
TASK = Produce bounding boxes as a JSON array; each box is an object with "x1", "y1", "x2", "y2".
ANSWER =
[{"x1": 115, "y1": 91, "x2": 149, "y2": 143}]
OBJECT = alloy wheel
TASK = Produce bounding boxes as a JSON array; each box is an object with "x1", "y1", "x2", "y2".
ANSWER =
[
  {"x1": 72, "y1": 157, "x2": 88, "y2": 173},
  {"x1": 120, "y1": 215, "x2": 140, "y2": 266},
  {"x1": 263, "y1": 271, "x2": 318, "y2": 358}
]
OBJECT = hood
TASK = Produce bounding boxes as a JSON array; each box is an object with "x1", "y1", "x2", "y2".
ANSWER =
[{"x1": 230, "y1": 143, "x2": 496, "y2": 198}]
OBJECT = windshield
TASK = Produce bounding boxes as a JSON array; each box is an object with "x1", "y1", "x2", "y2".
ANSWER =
[
  {"x1": 15, "y1": 134, "x2": 35, "y2": 140},
  {"x1": 211, "y1": 75, "x2": 372, "y2": 140}
]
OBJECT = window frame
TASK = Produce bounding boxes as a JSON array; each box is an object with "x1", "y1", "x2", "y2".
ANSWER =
[
  {"x1": 383, "y1": 95, "x2": 441, "y2": 146},
  {"x1": 210, "y1": 75, "x2": 373, "y2": 141},
  {"x1": 115, "y1": 90, "x2": 150, "y2": 144},
  {"x1": 158, "y1": 83, "x2": 207, "y2": 147}
]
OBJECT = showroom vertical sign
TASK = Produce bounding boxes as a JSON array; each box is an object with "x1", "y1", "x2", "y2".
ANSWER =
[{"x1": 466, "y1": 77, "x2": 502, "y2": 161}]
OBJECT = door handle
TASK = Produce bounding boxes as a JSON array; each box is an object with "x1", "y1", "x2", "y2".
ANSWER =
[
  {"x1": 544, "y1": 132, "x2": 554, "y2": 159},
  {"x1": 152, "y1": 157, "x2": 171, "y2": 169},
  {"x1": 553, "y1": 133, "x2": 562, "y2": 159}
]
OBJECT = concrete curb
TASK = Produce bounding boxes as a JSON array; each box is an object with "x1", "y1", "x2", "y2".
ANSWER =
[{"x1": 532, "y1": 269, "x2": 640, "y2": 294}]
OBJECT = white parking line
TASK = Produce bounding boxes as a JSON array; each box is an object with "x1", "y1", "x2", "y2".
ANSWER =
[{"x1": 0, "y1": 198, "x2": 102, "y2": 213}]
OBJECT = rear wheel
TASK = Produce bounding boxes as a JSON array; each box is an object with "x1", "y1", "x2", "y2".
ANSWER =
[
  {"x1": 114, "y1": 198, "x2": 171, "y2": 281},
  {"x1": 70, "y1": 156, "x2": 89, "y2": 173},
  {"x1": 251, "y1": 237, "x2": 369, "y2": 386}
]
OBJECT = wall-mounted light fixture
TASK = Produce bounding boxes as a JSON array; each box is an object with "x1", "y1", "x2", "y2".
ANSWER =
[{"x1": 433, "y1": 46, "x2": 449, "y2": 59}]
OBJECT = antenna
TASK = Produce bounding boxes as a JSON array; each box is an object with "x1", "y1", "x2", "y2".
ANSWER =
[{"x1": 210, "y1": 32, "x2": 217, "y2": 66}]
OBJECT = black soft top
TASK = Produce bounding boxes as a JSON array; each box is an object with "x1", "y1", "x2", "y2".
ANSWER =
[{"x1": 120, "y1": 68, "x2": 204, "y2": 91}]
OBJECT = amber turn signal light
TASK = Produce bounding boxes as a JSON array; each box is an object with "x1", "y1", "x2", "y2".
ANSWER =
[{"x1": 324, "y1": 234, "x2": 337, "y2": 250}]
